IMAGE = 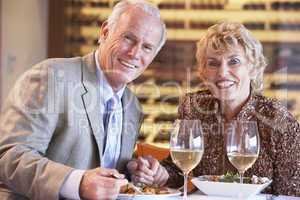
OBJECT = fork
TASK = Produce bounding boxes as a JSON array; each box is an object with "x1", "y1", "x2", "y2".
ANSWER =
[
  {"x1": 127, "y1": 182, "x2": 144, "y2": 195},
  {"x1": 109, "y1": 173, "x2": 144, "y2": 195}
]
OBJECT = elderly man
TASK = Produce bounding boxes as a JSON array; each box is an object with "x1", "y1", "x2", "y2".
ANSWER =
[{"x1": 0, "y1": 0, "x2": 166, "y2": 199}]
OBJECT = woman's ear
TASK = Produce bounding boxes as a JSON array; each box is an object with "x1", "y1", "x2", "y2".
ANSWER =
[
  {"x1": 99, "y1": 21, "x2": 109, "y2": 42},
  {"x1": 198, "y1": 65, "x2": 205, "y2": 81},
  {"x1": 248, "y1": 64, "x2": 257, "y2": 80}
]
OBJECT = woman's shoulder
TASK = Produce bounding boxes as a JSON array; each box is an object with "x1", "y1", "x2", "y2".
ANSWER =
[
  {"x1": 253, "y1": 94, "x2": 289, "y2": 116},
  {"x1": 180, "y1": 90, "x2": 216, "y2": 107},
  {"x1": 182, "y1": 89, "x2": 214, "y2": 101},
  {"x1": 178, "y1": 90, "x2": 218, "y2": 118},
  {"x1": 252, "y1": 94, "x2": 299, "y2": 132}
]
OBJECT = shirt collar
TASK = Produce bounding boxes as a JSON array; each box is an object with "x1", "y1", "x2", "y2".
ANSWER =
[{"x1": 95, "y1": 50, "x2": 125, "y2": 103}]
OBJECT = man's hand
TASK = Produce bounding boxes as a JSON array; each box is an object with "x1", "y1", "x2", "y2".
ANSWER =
[
  {"x1": 127, "y1": 156, "x2": 169, "y2": 186},
  {"x1": 79, "y1": 167, "x2": 128, "y2": 200}
]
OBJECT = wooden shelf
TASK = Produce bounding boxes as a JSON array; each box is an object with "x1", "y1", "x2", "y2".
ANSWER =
[
  {"x1": 66, "y1": 6, "x2": 300, "y2": 43},
  {"x1": 71, "y1": 26, "x2": 300, "y2": 44},
  {"x1": 79, "y1": 6, "x2": 300, "y2": 22},
  {"x1": 49, "y1": 0, "x2": 300, "y2": 143},
  {"x1": 167, "y1": 29, "x2": 300, "y2": 42}
]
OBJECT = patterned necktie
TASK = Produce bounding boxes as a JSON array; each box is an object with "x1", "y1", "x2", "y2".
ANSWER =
[
  {"x1": 102, "y1": 96, "x2": 119, "y2": 168},
  {"x1": 104, "y1": 97, "x2": 116, "y2": 134}
]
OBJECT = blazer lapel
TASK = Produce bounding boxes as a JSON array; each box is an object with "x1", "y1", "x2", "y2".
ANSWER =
[
  {"x1": 116, "y1": 88, "x2": 140, "y2": 171},
  {"x1": 81, "y1": 52, "x2": 105, "y2": 161}
]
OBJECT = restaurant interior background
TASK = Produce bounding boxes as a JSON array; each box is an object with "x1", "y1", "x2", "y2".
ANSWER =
[{"x1": 1, "y1": 0, "x2": 300, "y2": 147}]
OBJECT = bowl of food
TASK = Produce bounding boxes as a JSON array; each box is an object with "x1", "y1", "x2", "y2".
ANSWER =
[{"x1": 191, "y1": 173, "x2": 272, "y2": 199}]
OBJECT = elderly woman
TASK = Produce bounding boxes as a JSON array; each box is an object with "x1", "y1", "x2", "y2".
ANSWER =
[{"x1": 127, "y1": 22, "x2": 300, "y2": 196}]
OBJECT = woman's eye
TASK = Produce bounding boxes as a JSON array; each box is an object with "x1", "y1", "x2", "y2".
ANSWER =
[
  {"x1": 207, "y1": 61, "x2": 220, "y2": 67},
  {"x1": 229, "y1": 58, "x2": 240, "y2": 65}
]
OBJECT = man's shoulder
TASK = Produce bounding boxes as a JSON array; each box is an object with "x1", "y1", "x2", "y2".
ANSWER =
[
  {"x1": 26, "y1": 53, "x2": 94, "y2": 82},
  {"x1": 37, "y1": 55, "x2": 83, "y2": 70},
  {"x1": 123, "y1": 87, "x2": 140, "y2": 104},
  {"x1": 123, "y1": 87, "x2": 142, "y2": 113}
]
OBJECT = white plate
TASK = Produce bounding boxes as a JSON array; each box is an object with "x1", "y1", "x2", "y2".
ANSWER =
[
  {"x1": 191, "y1": 175, "x2": 272, "y2": 200},
  {"x1": 118, "y1": 188, "x2": 181, "y2": 199}
]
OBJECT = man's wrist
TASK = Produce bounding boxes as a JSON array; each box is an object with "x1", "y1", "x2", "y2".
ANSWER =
[{"x1": 60, "y1": 169, "x2": 86, "y2": 200}]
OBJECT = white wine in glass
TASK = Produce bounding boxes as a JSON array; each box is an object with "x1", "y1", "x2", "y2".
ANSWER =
[
  {"x1": 226, "y1": 120, "x2": 260, "y2": 184},
  {"x1": 227, "y1": 153, "x2": 258, "y2": 173},
  {"x1": 170, "y1": 120, "x2": 204, "y2": 200},
  {"x1": 171, "y1": 149, "x2": 203, "y2": 173}
]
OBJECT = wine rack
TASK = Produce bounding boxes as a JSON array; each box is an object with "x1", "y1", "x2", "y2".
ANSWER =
[{"x1": 48, "y1": 0, "x2": 300, "y2": 146}]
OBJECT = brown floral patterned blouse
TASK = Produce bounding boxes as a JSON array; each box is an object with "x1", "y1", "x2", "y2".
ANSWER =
[{"x1": 161, "y1": 90, "x2": 300, "y2": 196}]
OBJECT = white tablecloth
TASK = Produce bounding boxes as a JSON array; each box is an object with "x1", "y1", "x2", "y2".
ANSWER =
[
  {"x1": 119, "y1": 193, "x2": 300, "y2": 200},
  {"x1": 175, "y1": 192, "x2": 300, "y2": 200}
]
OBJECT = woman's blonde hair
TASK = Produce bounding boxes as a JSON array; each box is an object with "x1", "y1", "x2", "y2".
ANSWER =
[{"x1": 196, "y1": 21, "x2": 267, "y2": 93}]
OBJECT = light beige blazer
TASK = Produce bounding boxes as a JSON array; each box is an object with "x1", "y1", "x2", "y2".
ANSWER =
[{"x1": 0, "y1": 52, "x2": 143, "y2": 200}]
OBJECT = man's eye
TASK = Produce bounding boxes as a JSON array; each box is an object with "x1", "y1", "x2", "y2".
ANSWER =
[
  {"x1": 124, "y1": 35, "x2": 134, "y2": 42},
  {"x1": 143, "y1": 45, "x2": 153, "y2": 52}
]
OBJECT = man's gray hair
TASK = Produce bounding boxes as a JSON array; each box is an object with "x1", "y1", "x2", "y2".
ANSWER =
[{"x1": 107, "y1": 0, "x2": 167, "y2": 53}]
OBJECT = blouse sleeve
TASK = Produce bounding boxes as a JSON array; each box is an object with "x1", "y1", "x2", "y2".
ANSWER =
[
  {"x1": 160, "y1": 155, "x2": 183, "y2": 188},
  {"x1": 160, "y1": 94, "x2": 192, "y2": 188},
  {"x1": 271, "y1": 111, "x2": 300, "y2": 196}
]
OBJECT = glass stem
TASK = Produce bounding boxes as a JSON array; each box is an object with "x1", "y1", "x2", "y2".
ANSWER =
[
  {"x1": 239, "y1": 171, "x2": 244, "y2": 184},
  {"x1": 183, "y1": 172, "x2": 188, "y2": 200}
]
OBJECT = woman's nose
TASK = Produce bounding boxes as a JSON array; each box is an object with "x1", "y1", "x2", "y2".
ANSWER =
[{"x1": 218, "y1": 62, "x2": 230, "y2": 77}]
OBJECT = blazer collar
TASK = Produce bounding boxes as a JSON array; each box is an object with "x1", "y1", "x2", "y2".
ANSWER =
[
  {"x1": 81, "y1": 52, "x2": 139, "y2": 168},
  {"x1": 81, "y1": 51, "x2": 105, "y2": 159}
]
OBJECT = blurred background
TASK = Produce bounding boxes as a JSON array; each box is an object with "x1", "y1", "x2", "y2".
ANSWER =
[{"x1": 1, "y1": 0, "x2": 300, "y2": 147}]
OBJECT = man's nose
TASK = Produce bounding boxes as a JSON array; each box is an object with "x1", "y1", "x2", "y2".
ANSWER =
[{"x1": 128, "y1": 45, "x2": 141, "y2": 60}]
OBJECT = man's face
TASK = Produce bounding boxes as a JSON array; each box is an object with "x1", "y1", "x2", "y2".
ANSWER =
[
  {"x1": 200, "y1": 45, "x2": 254, "y2": 103},
  {"x1": 99, "y1": 7, "x2": 162, "y2": 91}
]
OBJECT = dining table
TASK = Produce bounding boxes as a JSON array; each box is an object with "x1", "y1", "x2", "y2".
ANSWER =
[
  {"x1": 118, "y1": 191, "x2": 300, "y2": 200},
  {"x1": 168, "y1": 191, "x2": 300, "y2": 200}
]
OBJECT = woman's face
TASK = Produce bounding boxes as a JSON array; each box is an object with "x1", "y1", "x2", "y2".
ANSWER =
[{"x1": 200, "y1": 44, "x2": 254, "y2": 103}]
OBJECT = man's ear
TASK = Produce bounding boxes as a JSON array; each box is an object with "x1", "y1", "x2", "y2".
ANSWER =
[{"x1": 99, "y1": 21, "x2": 109, "y2": 42}]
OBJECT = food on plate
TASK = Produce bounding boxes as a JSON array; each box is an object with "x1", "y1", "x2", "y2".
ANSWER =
[
  {"x1": 251, "y1": 175, "x2": 270, "y2": 184},
  {"x1": 202, "y1": 172, "x2": 270, "y2": 184},
  {"x1": 120, "y1": 184, "x2": 136, "y2": 194},
  {"x1": 120, "y1": 184, "x2": 170, "y2": 195}
]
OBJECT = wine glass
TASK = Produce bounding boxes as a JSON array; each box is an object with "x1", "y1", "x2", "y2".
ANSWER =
[
  {"x1": 226, "y1": 120, "x2": 260, "y2": 184},
  {"x1": 170, "y1": 119, "x2": 204, "y2": 200}
]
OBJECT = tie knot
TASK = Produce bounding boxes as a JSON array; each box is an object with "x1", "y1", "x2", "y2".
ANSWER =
[{"x1": 107, "y1": 97, "x2": 117, "y2": 111}]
